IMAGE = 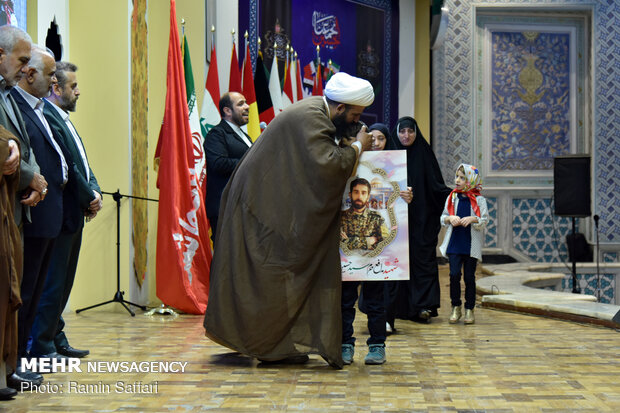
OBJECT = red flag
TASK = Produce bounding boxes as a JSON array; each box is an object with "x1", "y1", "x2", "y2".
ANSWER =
[
  {"x1": 295, "y1": 58, "x2": 304, "y2": 101},
  {"x1": 282, "y1": 56, "x2": 294, "y2": 109},
  {"x1": 242, "y1": 43, "x2": 260, "y2": 140},
  {"x1": 312, "y1": 62, "x2": 323, "y2": 96},
  {"x1": 229, "y1": 43, "x2": 242, "y2": 93},
  {"x1": 154, "y1": 0, "x2": 212, "y2": 314}
]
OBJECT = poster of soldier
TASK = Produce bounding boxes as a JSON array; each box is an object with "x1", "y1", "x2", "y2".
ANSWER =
[{"x1": 340, "y1": 150, "x2": 409, "y2": 282}]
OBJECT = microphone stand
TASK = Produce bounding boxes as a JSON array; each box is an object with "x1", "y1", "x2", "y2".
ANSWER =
[
  {"x1": 76, "y1": 189, "x2": 158, "y2": 316},
  {"x1": 570, "y1": 217, "x2": 580, "y2": 294},
  {"x1": 594, "y1": 214, "x2": 600, "y2": 301}
]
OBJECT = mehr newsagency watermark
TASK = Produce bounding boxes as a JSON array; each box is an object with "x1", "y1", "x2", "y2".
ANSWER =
[{"x1": 20, "y1": 358, "x2": 188, "y2": 394}]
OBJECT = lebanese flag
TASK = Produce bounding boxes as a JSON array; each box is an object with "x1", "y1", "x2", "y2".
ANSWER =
[
  {"x1": 154, "y1": 0, "x2": 211, "y2": 314},
  {"x1": 229, "y1": 43, "x2": 242, "y2": 93},
  {"x1": 281, "y1": 56, "x2": 294, "y2": 109},
  {"x1": 312, "y1": 62, "x2": 324, "y2": 96},
  {"x1": 200, "y1": 43, "x2": 221, "y2": 137},
  {"x1": 242, "y1": 43, "x2": 261, "y2": 140}
]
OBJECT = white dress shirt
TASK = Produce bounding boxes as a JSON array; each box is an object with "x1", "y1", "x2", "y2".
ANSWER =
[{"x1": 16, "y1": 86, "x2": 68, "y2": 184}]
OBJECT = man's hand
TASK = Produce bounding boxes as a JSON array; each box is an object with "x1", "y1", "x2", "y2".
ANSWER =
[
  {"x1": 29, "y1": 172, "x2": 48, "y2": 199},
  {"x1": 87, "y1": 191, "x2": 103, "y2": 218},
  {"x1": 21, "y1": 188, "x2": 42, "y2": 206},
  {"x1": 355, "y1": 126, "x2": 372, "y2": 152},
  {"x1": 2, "y1": 139, "x2": 19, "y2": 175}
]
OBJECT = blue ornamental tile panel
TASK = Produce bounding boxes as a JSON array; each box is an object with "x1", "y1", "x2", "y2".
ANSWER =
[
  {"x1": 560, "y1": 273, "x2": 615, "y2": 304},
  {"x1": 484, "y1": 196, "x2": 498, "y2": 247},
  {"x1": 491, "y1": 31, "x2": 571, "y2": 171},
  {"x1": 433, "y1": 0, "x2": 620, "y2": 244},
  {"x1": 512, "y1": 198, "x2": 571, "y2": 262},
  {"x1": 602, "y1": 252, "x2": 618, "y2": 263}
]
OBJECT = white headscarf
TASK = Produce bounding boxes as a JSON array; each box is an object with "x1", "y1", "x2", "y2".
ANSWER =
[{"x1": 324, "y1": 72, "x2": 374, "y2": 107}]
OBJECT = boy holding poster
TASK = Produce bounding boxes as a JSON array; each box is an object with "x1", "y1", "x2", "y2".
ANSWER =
[{"x1": 340, "y1": 178, "x2": 387, "y2": 365}]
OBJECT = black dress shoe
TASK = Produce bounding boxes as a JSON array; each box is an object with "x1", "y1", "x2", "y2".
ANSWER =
[
  {"x1": 0, "y1": 387, "x2": 18, "y2": 400},
  {"x1": 15, "y1": 367, "x2": 43, "y2": 382},
  {"x1": 36, "y1": 352, "x2": 70, "y2": 362},
  {"x1": 6, "y1": 372, "x2": 43, "y2": 391},
  {"x1": 57, "y1": 345, "x2": 89, "y2": 358}
]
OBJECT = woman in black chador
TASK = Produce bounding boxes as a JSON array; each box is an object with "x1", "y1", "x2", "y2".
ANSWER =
[{"x1": 389, "y1": 117, "x2": 450, "y2": 323}]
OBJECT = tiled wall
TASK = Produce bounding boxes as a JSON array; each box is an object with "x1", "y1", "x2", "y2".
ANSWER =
[{"x1": 433, "y1": 0, "x2": 620, "y2": 258}]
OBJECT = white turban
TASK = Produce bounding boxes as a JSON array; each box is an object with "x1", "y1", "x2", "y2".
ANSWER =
[{"x1": 324, "y1": 72, "x2": 374, "y2": 107}]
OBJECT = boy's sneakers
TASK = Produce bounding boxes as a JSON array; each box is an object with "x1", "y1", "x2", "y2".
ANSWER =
[
  {"x1": 364, "y1": 344, "x2": 386, "y2": 365},
  {"x1": 342, "y1": 344, "x2": 354, "y2": 365}
]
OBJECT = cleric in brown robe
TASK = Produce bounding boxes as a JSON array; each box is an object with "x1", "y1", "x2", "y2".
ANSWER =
[
  {"x1": 0, "y1": 126, "x2": 22, "y2": 399},
  {"x1": 204, "y1": 72, "x2": 375, "y2": 368}
]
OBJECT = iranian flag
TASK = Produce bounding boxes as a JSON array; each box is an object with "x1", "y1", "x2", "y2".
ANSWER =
[{"x1": 154, "y1": 0, "x2": 211, "y2": 314}]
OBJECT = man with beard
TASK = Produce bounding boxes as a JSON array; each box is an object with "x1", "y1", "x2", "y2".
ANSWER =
[
  {"x1": 204, "y1": 72, "x2": 374, "y2": 368},
  {"x1": 340, "y1": 177, "x2": 387, "y2": 251},
  {"x1": 0, "y1": 24, "x2": 48, "y2": 392},
  {"x1": 27, "y1": 61, "x2": 101, "y2": 363},
  {"x1": 11, "y1": 46, "x2": 75, "y2": 378},
  {"x1": 204, "y1": 91, "x2": 251, "y2": 240}
]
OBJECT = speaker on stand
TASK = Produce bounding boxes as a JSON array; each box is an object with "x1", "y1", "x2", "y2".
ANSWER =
[{"x1": 553, "y1": 155, "x2": 591, "y2": 294}]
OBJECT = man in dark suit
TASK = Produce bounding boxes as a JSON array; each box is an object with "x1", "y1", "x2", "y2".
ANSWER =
[
  {"x1": 204, "y1": 91, "x2": 251, "y2": 241},
  {"x1": 11, "y1": 46, "x2": 79, "y2": 372},
  {"x1": 0, "y1": 26, "x2": 47, "y2": 227},
  {"x1": 0, "y1": 24, "x2": 46, "y2": 393},
  {"x1": 30, "y1": 61, "x2": 101, "y2": 361}
]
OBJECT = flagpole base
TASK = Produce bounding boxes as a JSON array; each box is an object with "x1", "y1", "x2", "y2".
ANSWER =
[{"x1": 145, "y1": 304, "x2": 179, "y2": 317}]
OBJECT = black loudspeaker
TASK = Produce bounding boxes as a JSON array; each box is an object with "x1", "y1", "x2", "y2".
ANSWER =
[{"x1": 554, "y1": 156, "x2": 591, "y2": 217}]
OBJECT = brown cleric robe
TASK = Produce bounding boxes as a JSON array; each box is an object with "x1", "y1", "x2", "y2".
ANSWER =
[
  {"x1": 0, "y1": 126, "x2": 22, "y2": 371},
  {"x1": 203, "y1": 97, "x2": 357, "y2": 368}
]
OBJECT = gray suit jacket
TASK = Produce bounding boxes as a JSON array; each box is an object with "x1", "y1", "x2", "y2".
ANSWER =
[{"x1": 0, "y1": 90, "x2": 39, "y2": 226}]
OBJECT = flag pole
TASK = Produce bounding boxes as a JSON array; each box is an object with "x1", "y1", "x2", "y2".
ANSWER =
[
  {"x1": 181, "y1": 18, "x2": 185, "y2": 37},
  {"x1": 244, "y1": 30, "x2": 249, "y2": 84}
]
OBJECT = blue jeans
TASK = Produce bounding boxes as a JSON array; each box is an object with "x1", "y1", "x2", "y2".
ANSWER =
[
  {"x1": 448, "y1": 254, "x2": 478, "y2": 310},
  {"x1": 342, "y1": 281, "x2": 386, "y2": 346}
]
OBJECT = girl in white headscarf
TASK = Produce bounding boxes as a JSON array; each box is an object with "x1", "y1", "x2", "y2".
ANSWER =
[{"x1": 439, "y1": 164, "x2": 489, "y2": 325}]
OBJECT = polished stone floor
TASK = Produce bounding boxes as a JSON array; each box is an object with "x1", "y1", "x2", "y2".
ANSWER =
[{"x1": 3, "y1": 265, "x2": 620, "y2": 412}]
